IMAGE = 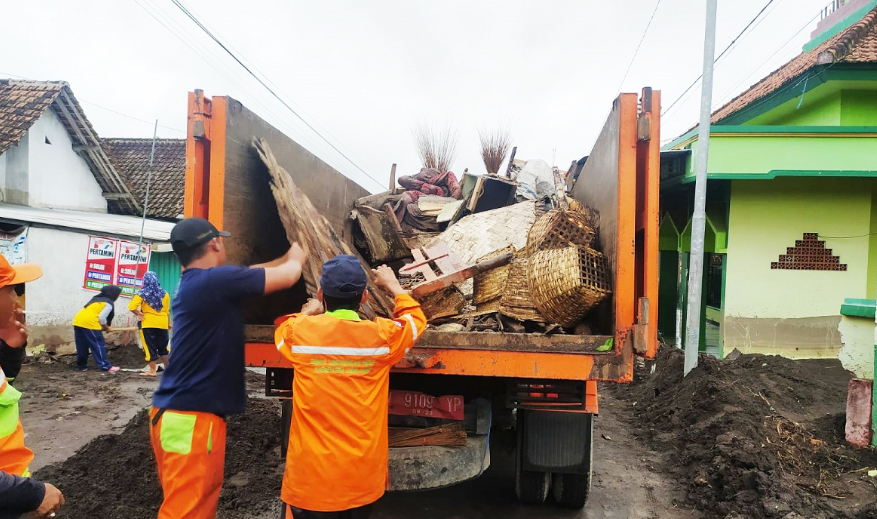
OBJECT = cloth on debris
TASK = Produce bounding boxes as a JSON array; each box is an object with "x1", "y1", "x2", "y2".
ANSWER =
[
  {"x1": 398, "y1": 168, "x2": 462, "y2": 200},
  {"x1": 388, "y1": 191, "x2": 441, "y2": 233},
  {"x1": 515, "y1": 159, "x2": 555, "y2": 200}
]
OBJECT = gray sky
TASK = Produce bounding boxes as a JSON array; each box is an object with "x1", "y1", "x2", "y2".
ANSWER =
[{"x1": 3, "y1": 0, "x2": 830, "y2": 192}]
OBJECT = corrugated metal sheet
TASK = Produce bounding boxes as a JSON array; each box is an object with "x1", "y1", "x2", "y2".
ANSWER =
[
  {"x1": 149, "y1": 252, "x2": 181, "y2": 300},
  {"x1": 0, "y1": 203, "x2": 173, "y2": 242}
]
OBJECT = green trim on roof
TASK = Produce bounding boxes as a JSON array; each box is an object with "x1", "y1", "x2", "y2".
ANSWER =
[
  {"x1": 803, "y1": 0, "x2": 877, "y2": 52},
  {"x1": 664, "y1": 125, "x2": 877, "y2": 151},
  {"x1": 663, "y1": 129, "x2": 698, "y2": 150},
  {"x1": 840, "y1": 298, "x2": 876, "y2": 319},
  {"x1": 686, "y1": 170, "x2": 877, "y2": 182}
]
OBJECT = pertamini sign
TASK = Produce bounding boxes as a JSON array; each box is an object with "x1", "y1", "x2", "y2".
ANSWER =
[{"x1": 83, "y1": 237, "x2": 152, "y2": 294}]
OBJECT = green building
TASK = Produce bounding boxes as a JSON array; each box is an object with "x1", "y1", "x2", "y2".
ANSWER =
[{"x1": 659, "y1": 1, "x2": 877, "y2": 362}]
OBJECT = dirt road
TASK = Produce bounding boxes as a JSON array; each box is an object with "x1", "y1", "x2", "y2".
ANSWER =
[{"x1": 18, "y1": 345, "x2": 699, "y2": 518}]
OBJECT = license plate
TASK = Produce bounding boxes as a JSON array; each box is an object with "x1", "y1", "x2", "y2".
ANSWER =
[{"x1": 388, "y1": 390, "x2": 464, "y2": 420}]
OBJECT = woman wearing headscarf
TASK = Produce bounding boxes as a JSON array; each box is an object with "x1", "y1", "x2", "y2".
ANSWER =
[
  {"x1": 72, "y1": 285, "x2": 121, "y2": 373},
  {"x1": 128, "y1": 272, "x2": 170, "y2": 377}
]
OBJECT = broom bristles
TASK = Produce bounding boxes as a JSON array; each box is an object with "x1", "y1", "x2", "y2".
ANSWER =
[
  {"x1": 478, "y1": 126, "x2": 511, "y2": 174},
  {"x1": 413, "y1": 122, "x2": 459, "y2": 173}
]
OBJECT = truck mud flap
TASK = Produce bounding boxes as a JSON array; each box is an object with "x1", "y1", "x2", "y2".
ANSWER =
[{"x1": 520, "y1": 410, "x2": 593, "y2": 474}]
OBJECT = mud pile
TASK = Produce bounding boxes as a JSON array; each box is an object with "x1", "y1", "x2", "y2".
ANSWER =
[
  {"x1": 619, "y1": 348, "x2": 877, "y2": 519},
  {"x1": 34, "y1": 398, "x2": 284, "y2": 519}
]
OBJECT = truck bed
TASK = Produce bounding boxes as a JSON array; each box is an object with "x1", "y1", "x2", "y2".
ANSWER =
[{"x1": 185, "y1": 88, "x2": 658, "y2": 385}]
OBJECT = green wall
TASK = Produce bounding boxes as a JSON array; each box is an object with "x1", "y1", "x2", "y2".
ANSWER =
[
  {"x1": 695, "y1": 134, "x2": 877, "y2": 176},
  {"x1": 841, "y1": 90, "x2": 877, "y2": 125},
  {"x1": 724, "y1": 178, "x2": 876, "y2": 320},
  {"x1": 745, "y1": 87, "x2": 842, "y2": 126}
]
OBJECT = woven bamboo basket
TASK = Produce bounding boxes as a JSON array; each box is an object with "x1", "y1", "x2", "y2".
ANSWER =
[
  {"x1": 526, "y1": 210, "x2": 597, "y2": 258},
  {"x1": 499, "y1": 257, "x2": 544, "y2": 322},
  {"x1": 473, "y1": 246, "x2": 515, "y2": 304},
  {"x1": 475, "y1": 297, "x2": 502, "y2": 314},
  {"x1": 528, "y1": 244, "x2": 611, "y2": 327},
  {"x1": 567, "y1": 198, "x2": 600, "y2": 230},
  {"x1": 417, "y1": 286, "x2": 466, "y2": 320}
]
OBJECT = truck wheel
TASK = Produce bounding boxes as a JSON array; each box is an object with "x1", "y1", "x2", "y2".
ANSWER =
[
  {"x1": 515, "y1": 466, "x2": 551, "y2": 504},
  {"x1": 552, "y1": 473, "x2": 591, "y2": 508},
  {"x1": 515, "y1": 410, "x2": 550, "y2": 504},
  {"x1": 552, "y1": 414, "x2": 594, "y2": 508}
]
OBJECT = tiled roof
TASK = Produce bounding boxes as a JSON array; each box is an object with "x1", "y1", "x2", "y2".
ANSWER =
[
  {"x1": 0, "y1": 80, "x2": 64, "y2": 155},
  {"x1": 710, "y1": 5, "x2": 877, "y2": 123},
  {"x1": 104, "y1": 138, "x2": 185, "y2": 220},
  {"x1": 0, "y1": 80, "x2": 141, "y2": 214}
]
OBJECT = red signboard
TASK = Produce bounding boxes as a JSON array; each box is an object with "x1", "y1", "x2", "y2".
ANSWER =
[
  {"x1": 115, "y1": 241, "x2": 152, "y2": 296},
  {"x1": 83, "y1": 237, "x2": 119, "y2": 291},
  {"x1": 388, "y1": 391, "x2": 464, "y2": 421}
]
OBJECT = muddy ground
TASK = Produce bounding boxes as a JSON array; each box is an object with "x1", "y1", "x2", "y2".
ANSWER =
[
  {"x1": 613, "y1": 348, "x2": 877, "y2": 519},
  {"x1": 13, "y1": 344, "x2": 877, "y2": 518}
]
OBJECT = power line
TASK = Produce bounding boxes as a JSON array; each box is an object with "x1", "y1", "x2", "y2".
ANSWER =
[
  {"x1": 168, "y1": 0, "x2": 387, "y2": 191},
  {"x1": 662, "y1": 0, "x2": 779, "y2": 118},
  {"x1": 616, "y1": 0, "x2": 662, "y2": 94},
  {"x1": 131, "y1": 0, "x2": 329, "y2": 155},
  {"x1": 165, "y1": 0, "x2": 376, "y2": 186},
  {"x1": 712, "y1": 11, "x2": 820, "y2": 110}
]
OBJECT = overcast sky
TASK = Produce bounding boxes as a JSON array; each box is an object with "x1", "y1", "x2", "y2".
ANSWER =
[{"x1": 3, "y1": 0, "x2": 831, "y2": 192}]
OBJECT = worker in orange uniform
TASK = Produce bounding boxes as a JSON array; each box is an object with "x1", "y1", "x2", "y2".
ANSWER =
[
  {"x1": 274, "y1": 256, "x2": 427, "y2": 519},
  {"x1": 0, "y1": 253, "x2": 65, "y2": 518},
  {"x1": 150, "y1": 218, "x2": 306, "y2": 519}
]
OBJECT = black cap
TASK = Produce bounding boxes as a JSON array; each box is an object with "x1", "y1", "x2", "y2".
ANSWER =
[{"x1": 170, "y1": 217, "x2": 231, "y2": 254}]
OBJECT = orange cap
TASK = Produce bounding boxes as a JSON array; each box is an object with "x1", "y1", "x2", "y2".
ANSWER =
[{"x1": 0, "y1": 253, "x2": 42, "y2": 289}]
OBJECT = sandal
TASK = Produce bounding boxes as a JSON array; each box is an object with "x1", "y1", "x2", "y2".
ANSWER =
[{"x1": 139, "y1": 371, "x2": 159, "y2": 377}]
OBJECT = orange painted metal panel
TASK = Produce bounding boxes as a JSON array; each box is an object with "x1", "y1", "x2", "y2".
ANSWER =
[
  {"x1": 185, "y1": 90, "x2": 212, "y2": 219},
  {"x1": 614, "y1": 93, "x2": 639, "y2": 344},
  {"x1": 207, "y1": 96, "x2": 228, "y2": 231},
  {"x1": 244, "y1": 343, "x2": 596, "y2": 381}
]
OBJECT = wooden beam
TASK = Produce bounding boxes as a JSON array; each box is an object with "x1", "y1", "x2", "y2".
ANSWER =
[{"x1": 245, "y1": 324, "x2": 614, "y2": 355}]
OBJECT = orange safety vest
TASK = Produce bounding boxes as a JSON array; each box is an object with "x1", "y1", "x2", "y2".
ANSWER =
[
  {"x1": 274, "y1": 294, "x2": 427, "y2": 512},
  {"x1": 0, "y1": 367, "x2": 34, "y2": 477}
]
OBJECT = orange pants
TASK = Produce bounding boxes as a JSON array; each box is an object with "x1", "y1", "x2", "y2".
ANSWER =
[{"x1": 150, "y1": 407, "x2": 227, "y2": 519}]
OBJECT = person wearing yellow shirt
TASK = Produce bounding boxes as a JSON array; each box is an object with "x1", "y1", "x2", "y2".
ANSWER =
[
  {"x1": 129, "y1": 272, "x2": 170, "y2": 377},
  {"x1": 72, "y1": 285, "x2": 121, "y2": 373}
]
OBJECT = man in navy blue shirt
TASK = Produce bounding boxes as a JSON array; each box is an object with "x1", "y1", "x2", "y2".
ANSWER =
[{"x1": 150, "y1": 218, "x2": 306, "y2": 519}]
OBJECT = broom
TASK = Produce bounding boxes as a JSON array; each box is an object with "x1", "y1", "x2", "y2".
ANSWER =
[{"x1": 388, "y1": 423, "x2": 467, "y2": 448}]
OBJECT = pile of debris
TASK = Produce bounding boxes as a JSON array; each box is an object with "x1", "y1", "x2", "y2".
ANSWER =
[
  {"x1": 618, "y1": 347, "x2": 877, "y2": 519},
  {"x1": 352, "y1": 157, "x2": 610, "y2": 335}
]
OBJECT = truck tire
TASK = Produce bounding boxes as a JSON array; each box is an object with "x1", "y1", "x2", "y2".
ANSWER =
[
  {"x1": 515, "y1": 465, "x2": 551, "y2": 504},
  {"x1": 552, "y1": 414, "x2": 594, "y2": 508},
  {"x1": 515, "y1": 410, "x2": 550, "y2": 504}
]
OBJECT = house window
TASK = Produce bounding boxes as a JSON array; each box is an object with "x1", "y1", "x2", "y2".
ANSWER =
[{"x1": 706, "y1": 253, "x2": 724, "y2": 308}]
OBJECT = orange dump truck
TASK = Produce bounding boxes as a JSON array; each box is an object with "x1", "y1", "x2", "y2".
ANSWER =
[{"x1": 183, "y1": 88, "x2": 660, "y2": 510}]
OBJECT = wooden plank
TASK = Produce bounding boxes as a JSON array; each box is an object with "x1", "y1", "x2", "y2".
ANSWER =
[
  {"x1": 245, "y1": 324, "x2": 613, "y2": 354},
  {"x1": 254, "y1": 138, "x2": 393, "y2": 318}
]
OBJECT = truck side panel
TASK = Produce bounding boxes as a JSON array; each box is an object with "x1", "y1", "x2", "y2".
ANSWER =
[
  {"x1": 570, "y1": 94, "x2": 638, "y2": 350},
  {"x1": 186, "y1": 91, "x2": 369, "y2": 323}
]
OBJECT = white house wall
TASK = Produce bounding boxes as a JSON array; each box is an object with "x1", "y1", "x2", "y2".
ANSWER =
[
  {"x1": 25, "y1": 226, "x2": 135, "y2": 347},
  {"x1": 2, "y1": 135, "x2": 30, "y2": 205},
  {"x1": 26, "y1": 110, "x2": 106, "y2": 212}
]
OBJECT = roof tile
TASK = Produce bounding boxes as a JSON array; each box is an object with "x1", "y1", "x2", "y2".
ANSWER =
[
  {"x1": 103, "y1": 138, "x2": 185, "y2": 220},
  {"x1": 709, "y1": 5, "x2": 877, "y2": 124}
]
